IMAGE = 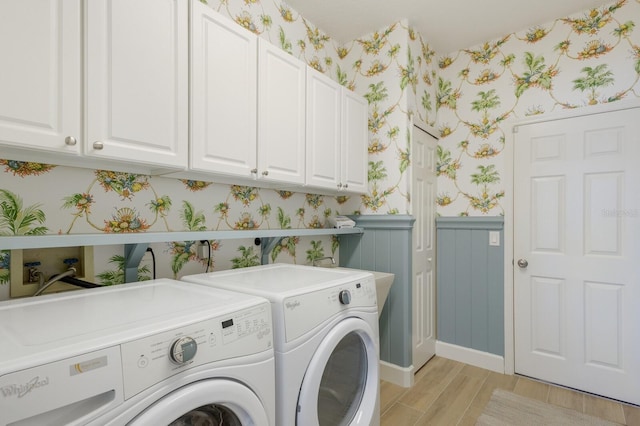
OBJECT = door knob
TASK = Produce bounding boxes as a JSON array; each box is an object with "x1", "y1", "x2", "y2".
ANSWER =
[{"x1": 517, "y1": 259, "x2": 528, "y2": 268}]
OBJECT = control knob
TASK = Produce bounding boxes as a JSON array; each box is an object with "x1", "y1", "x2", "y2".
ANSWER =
[
  {"x1": 339, "y1": 290, "x2": 351, "y2": 305},
  {"x1": 169, "y1": 336, "x2": 198, "y2": 365}
]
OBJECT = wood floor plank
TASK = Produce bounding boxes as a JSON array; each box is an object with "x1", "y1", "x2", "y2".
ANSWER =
[
  {"x1": 381, "y1": 403, "x2": 422, "y2": 426},
  {"x1": 458, "y1": 371, "x2": 519, "y2": 423},
  {"x1": 623, "y1": 403, "x2": 640, "y2": 426},
  {"x1": 513, "y1": 376, "x2": 550, "y2": 402},
  {"x1": 398, "y1": 357, "x2": 465, "y2": 412},
  {"x1": 548, "y1": 385, "x2": 584, "y2": 412},
  {"x1": 381, "y1": 358, "x2": 636, "y2": 426},
  {"x1": 582, "y1": 394, "x2": 626, "y2": 424},
  {"x1": 459, "y1": 363, "x2": 491, "y2": 380},
  {"x1": 414, "y1": 373, "x2": 483, "y2": 425},
  {"x1": 380, "y1": 379, "x2": 407, "y2": 415}
]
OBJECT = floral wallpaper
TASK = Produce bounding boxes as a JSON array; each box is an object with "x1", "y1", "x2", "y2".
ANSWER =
[
  {"x1": 436, "y1": 0, "x2": 640, "y2": 216},
  {"x1": 206, "y1": 0, "x2": 438, "y2": 215},
  {"x1": 0, "y1": 0, "x2": 437, "y2": 298},
  {"x1": 3, "y1": 0, "x2": 638, "y2": 298},
  {"x1": 0, "y1": 163, "x2": 341, "y2": 298}
]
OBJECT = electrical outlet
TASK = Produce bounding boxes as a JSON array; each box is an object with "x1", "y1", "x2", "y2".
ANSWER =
[{"x1": 197, "y1": 243, "x2": 209, "y2": 259}]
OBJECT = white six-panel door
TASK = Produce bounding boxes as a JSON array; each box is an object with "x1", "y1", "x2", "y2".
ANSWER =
[
  {"x1": 514, "y1": 107, "x2": 640, "y2": 405},
  {"x1": 412, "y1": 124, "x2": 437, "y2": 372}
]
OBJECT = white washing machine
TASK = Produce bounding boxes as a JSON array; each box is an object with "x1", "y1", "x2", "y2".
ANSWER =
[
  {"x1": 0, "y1": 279, "x2": 275, "y2": 426},
  {"x1": 183, "y1": 264, "x2": 380, "y2": 426}
]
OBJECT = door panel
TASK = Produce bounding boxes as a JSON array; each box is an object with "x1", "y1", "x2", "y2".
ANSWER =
[
  {"x1": 86, "y1": 0, "x2": 187, "y2": 167},
  {"x1": 190, "y1": 2, "x2": 256, "y2": 175},
  {"x1": 0, "y1": 0, "x2": 81, "y2": 154},
  {"x1": 514, "y1": 107, "x2": 640, "y2": 405},
  {"x1": 412, "y1": 125, "x2": 437, "y2": 372},
  {"x1": 257, "y1": 40, "x2": 305, "y2": 184}
]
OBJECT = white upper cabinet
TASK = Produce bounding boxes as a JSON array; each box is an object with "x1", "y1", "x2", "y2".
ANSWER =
[
  {"x1": 190, "y1": 1, "x2": 257, "y2": 178},
  {"x1": 306, "y1": 68, "x2": 368, "y2": 194},
  {"x1": 341, "y1": 90, "x2": 368, "y2": 193},
  {"x1": 86, "y1": 0, "x2": 188, "y2": 170},
  {"x1": 0, "y1": 0, "x2": 82, "y2": 156},
  {"x1": 306, "y1": 68, "x2": 342, "y2": 191},
  {"x1": 257, "y1": 40, "x2": 306, "y2": 185},
  {"x1": 188, "y1": 5, "x2": 306, "y2": 186},
  {"x1": 0, "y1": 0, "x2": 187, "y2": 172}
]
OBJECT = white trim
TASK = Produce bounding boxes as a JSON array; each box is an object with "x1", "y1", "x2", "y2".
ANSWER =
[
  {"x1": 436, "y1": 341, "x2": 504, "y2": 373},
  {"x1": 379, "y1": 361, "x2": 414, "y2": 388},
  {"x1": 510, "y1": 98, "x2": 640, "y2": 131},
  {"x1": 504, "y1": 98, "x2": 640, "y2": 375},
  {"x1": 503, "y1": 126, "x2": 515, "y2": 375}
]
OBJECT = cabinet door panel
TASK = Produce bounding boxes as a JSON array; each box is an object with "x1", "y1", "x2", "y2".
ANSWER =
[
  {"x1": 190, "y1": 2, "x2": 257, "y2": 177},
  {"x1": 258, "y1": 41, "x2": 305, "y2": 184},
  {"x1": 86, "y1": 0, "x2": 187, "y2": 168},
  {"x1": 341, "y1": 89, "x2": 368, "y2": 194},
  {"x1": 0, "y1": 0, "x2": 81, "y2": 155},
  {"x1": 306, "y1": 69, "x2": 341, "y2": 190}
]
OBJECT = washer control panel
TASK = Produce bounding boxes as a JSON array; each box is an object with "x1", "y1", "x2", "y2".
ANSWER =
[
  {"x1": 283, "y1": 276, "x2": 376, "y2": 343},
  {"x1": 120, "y1": 302, "x2": 271, "y2": 399}
]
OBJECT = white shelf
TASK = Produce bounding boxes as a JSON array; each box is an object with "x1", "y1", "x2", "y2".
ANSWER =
[{"x1": 0, "y1": 228, "x2": 363, "y2": 250}]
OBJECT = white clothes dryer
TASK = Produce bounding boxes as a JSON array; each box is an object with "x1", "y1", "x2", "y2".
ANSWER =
[
  {"x1": 183, "y1": 264, "x2": 380, "y2": 426},
  {"x1": 0, "y1": 279, "x2": 275, "y2": 426}
]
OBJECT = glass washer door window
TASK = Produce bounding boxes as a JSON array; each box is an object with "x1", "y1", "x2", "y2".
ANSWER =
[
  {"x1": 296, "y1": 317, "x2": 379, "y2": 426},
  {"x1": 130, "y1": 380, "x2": 269, "y2": 425},
  {"x1": 168, "y1": 404, "x2": 242, "y2": 426}
]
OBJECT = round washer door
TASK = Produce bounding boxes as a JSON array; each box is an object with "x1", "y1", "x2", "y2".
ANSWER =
[
  {"x1": 129, "y1": 379, "x2": 269, "y2": 426},
  {"x1": 296, "y1": 317, "x2": 379, "y2": 426}
]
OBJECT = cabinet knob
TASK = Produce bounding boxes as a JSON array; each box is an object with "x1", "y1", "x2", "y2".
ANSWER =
[
  {"x1": 343, "y1": 183, "x2": 348, "y2": 189},
  {"x1": 337, "y1": 183, "x2": 343, "y2": 189},
  {"x1": 250, "y1": 168, "x2": 258, "y2": 174},
  {"x1": 93, "y1": 141, "x2": 104, "y2": 150},
  {"x1": 262, "y1": 171, "x2": 269, "y2": 176},
  {"x1": 64, "y1": 136, "x2": 77, "y2": 146}
]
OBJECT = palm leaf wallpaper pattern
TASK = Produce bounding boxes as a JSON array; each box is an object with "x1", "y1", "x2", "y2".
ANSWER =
[{"x1": 1, "y1": 0, "x2": 639, "y2": 292}]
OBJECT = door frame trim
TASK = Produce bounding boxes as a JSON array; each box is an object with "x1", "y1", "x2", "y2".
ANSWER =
[{"x1": 503, "y1": 97, "x2": 640, "y2": 375}]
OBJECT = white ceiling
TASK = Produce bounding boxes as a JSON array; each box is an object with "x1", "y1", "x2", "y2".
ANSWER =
[{"x1": 283, "y1": 0, "x2": 614, "y2": 54}]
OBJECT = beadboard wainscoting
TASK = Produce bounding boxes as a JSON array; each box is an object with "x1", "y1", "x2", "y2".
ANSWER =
[
  {"x1": 436, "y1": 217, "x2": 504, "y2": 372},
  {"x1": 339, "y1": 215, "x2": 415, "y2": 385}
]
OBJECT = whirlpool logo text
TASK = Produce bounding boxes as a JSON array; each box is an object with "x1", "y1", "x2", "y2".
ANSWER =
[
  {"x1": 1, "y1": 376, "x2": 50, "y2": 398},
  {"x1": 285, "y1": 300, "x2": 301, "y2": 310}
]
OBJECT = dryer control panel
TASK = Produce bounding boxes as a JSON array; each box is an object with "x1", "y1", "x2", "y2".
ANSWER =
[
  {"x1": 120, "y1": 302, "x2": 272, "y2": 399},
  {"x1": 282, "y1": 276, "x2": 376, "y2": 343}
]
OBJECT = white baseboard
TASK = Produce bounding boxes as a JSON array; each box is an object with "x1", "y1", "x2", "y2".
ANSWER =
[
  {"x1": 436, "y1": 341, "x2": 505, "y2": 373},
  {"x1": 379, "y1": 360, "x2": 414, "y2": 388}
]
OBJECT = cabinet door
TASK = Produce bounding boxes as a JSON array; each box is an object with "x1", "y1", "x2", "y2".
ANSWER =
[
  {"x1": 306, "y1": 69, "x2": 341, "y2": 191},
  {"x1": 0, "y1": 0, "x2": 81, "y2": 156},
  {"x1": 257, "y1": 40, "x2": 306, "y2": 185},
  {"x1": 341, "y1": 89, "x2": 368, "y2": 194},
  {"x1": 190, "y1": 2, "x2": 257, "y2": 177},
  {"x1": 86, "y1": 0, "x2": 188, "y2": 169}
]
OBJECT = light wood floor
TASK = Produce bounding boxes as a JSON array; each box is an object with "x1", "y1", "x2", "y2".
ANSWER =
[{"x1": 380, "y1": 356, "x2": 640, "y2": 425}]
